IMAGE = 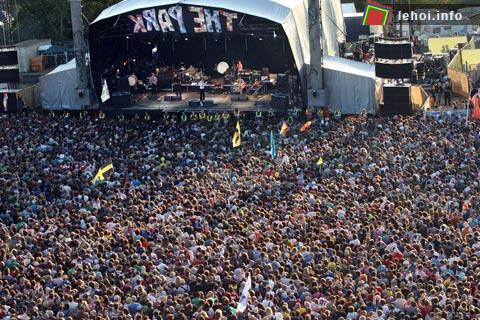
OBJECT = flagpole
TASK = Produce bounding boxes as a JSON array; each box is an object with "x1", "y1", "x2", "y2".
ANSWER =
[{"x1": 465, "y1": 97, "x2": 469, "y2": 128}]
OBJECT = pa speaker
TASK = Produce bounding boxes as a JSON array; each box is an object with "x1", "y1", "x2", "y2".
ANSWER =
[
  {"x1": 383, "y1": 85, "x2": 412, "y2": 116},
  {"x1": 0, "y1": 67, "x2": 19, "y2": 83},
  {"x1": 376, "y1": 62, "x2": 413, "y2": 79},
  {"x1": 111, "y1": 92, "x2": 131, "y2": 109},
  {"x1": 271, "y1": 93, "x2": 289, "y2": 110},
  {"x1": 375, "y1": 41, "x2": 412, "y2": 60},
  {"x1": 0, "y1": 48, "x2": 18, "y2": 66}
]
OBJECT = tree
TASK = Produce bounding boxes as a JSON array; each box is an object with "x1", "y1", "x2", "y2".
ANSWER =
[{"x1": 14, "y1": 0, "x2": 119, "y2": 42}]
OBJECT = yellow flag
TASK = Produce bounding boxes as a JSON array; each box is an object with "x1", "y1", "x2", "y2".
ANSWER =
[
  {"x1": 232, "y1": 121, "x2": 241, "y2": 148},
  {"x1": 316, "y1": 157, "x2": 324, "y2": 166},
  {"x1": 91, "y1": 163, "x2": 114, "y2": 185},
  {"x1": 300, "y1": 121, "x2": 312, "y2": 133},
  {"x1": 280, "y1": 121, "x2": 289, "y2": 137}
]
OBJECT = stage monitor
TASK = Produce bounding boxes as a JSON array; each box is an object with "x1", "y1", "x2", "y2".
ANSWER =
[
  {"x1": 375, "y1": 41, "x2": 412, "y2": 60},
  {"x1": 375, "y1": 61, "x2": 413, "y2": 79}
]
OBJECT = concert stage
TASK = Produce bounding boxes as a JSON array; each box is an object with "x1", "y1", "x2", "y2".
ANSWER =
[{"x1": 124, "y1": 91, "x2": 272, "y2": 112}]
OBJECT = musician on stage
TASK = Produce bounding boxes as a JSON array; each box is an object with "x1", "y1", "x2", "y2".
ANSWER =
[
  {"x1": 148, "y1": 72, "x2": 158, "y2": 95},
  {"x1": 237, "y1": 77, "x2": 246, "y2": 96},
  {"x1": 198, "y1": 78, "x2": 206, "y2": 103},
  {"x1": 237, "y1": 60, "x2": 244, "y2": 72},
  {"x1": 172, "y1": 74, "x2": 182, "y2": 98}
]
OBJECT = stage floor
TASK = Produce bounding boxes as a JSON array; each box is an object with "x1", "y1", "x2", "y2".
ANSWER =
[{"x1": 127, "y1": 91, "x2": 272, "y2": 112}]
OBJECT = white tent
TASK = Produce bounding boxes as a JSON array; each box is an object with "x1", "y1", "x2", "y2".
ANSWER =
[
  {"x1": 92, "y1": 0, "x2": 345, "y2": 79},
  {"x1": 323, "y1": 56, "x2": 380, "y2": 114},
  {"x1": 40, "y1": 59, "x2": 82, "y2": 110}
]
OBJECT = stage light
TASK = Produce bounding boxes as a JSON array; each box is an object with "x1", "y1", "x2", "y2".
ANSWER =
[
  {"x1": 126, "y1": 36, "x2": 130, "y2": 39},
  {"x1": 259, "y1": 37, "x2": 263, "y2": 41},
  {"x1": 152, "y1": 46, "x2": 158, "y2": 54},
  {"x1": 273, "y1": 31, "x2": 277, "y2": 39},
  {"x1": 185, "y1": 37, "x2": 189, "y2": 41}
]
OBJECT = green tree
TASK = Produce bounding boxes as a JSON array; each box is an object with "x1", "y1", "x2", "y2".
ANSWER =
[{"x1": 15, "y1": 0, "x2": 119, "y2": 42}]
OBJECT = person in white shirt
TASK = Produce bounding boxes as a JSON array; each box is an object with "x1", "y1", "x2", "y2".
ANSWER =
[{"x1": 198, "y1": 78, "x2": 206, "y2": 103}]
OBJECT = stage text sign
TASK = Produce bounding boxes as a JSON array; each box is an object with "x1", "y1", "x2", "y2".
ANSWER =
[{"x1": 128, "y1": 5, "x2": 240, "y2": 34}]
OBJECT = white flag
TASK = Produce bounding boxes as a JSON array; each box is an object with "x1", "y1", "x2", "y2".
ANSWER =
[
  {"x1": 101, "y1": 79, "x2": 110, "y2": 103},
  {"x1": 237, "y1": 274, "x2": 251, "y2": 313}
]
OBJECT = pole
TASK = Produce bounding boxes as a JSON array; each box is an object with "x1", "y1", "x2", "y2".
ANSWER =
[
  {"x1": 2, "y1": 25, "x2": 5, "y2": 46},
  {"x1": 14, "y1": 0, "x2": 19, "y2": 42},
  {"x1": 69, "y1": 0, "x2": 92, "y2": 108},
  {"x1": 306, "y1": 0, "x2": 326, "y2": 108}
]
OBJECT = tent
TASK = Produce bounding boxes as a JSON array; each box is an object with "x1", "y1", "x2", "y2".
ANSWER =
[
  {"x1": 92, "y1": 0, "x2": 345, "y2": 79},
  {"x1": 40, "y1": 59, "x2": 82, "y2": 110},
  {"x1": 323, "y1": 56, "x2": 379, "y2": 114}
]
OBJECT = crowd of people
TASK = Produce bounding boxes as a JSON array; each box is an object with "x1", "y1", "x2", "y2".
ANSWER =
[{"x1": 1, "y1": 111, "x2": 480, "y2": 320}]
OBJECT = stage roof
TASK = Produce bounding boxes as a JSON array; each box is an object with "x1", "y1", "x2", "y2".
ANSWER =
[{"x1": 92, "y1": 0, "x2": 345, "y2": 77}]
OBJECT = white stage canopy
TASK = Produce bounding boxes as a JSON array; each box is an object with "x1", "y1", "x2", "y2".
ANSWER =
[
  {"x1": 40, "y1": 59, "x2": 82, "y2": 110},
  {"x1": 92, "y1": 0, "x2": 345, "y2": 78},
  {"x1": 323, "y1": 56, "x2": 380, "y2": 114}
]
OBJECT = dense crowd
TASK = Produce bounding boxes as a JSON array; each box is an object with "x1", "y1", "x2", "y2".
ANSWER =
[{"x1": 1, "y1": 111, "x2": 480, "y2": 320}]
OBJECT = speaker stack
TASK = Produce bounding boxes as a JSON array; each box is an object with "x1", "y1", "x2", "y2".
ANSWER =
[
  {"x1": 375, "y1": 38, "x2": 413, "y2": 116},
  {"x1": 0, "y1": 46, "x2": 19, "y2": 113}
]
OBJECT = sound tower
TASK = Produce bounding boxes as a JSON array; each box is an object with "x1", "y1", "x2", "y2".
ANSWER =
[
  {"x1": 375, "y1": 38, "x2": 413, "y2": 116},
  {"x1": 0, "y1": 46, "x2": 19, "y2": 114}
]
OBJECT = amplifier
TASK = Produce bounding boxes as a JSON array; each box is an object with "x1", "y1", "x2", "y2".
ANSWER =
[
  {"x1": 111, "y1": 92, "x2": 131, "y2": 109},
  {"x1": 271, "y1": 93, "x2": 289, "y2": 109}
]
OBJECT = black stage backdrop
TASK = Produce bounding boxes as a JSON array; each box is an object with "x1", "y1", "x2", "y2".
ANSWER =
[{"x1": 89, "y1": 4, "x2": 296, "y2": 100}]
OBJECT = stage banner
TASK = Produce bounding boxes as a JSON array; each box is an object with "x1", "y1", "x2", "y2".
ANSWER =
[
  {"x1": 128, "y1": 5, "x2": 241, "y2": 35},
  {"x1": 448, "y1": 67, "x2": 470, "y2": 98}
]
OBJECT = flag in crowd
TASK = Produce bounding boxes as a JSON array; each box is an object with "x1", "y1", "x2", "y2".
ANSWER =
[
  {"x1": 237, "y1": 274, "x2": 252, "y2": 313},
  {"x1": 280, "y1": 121, "x2": 289, "y2": 137},
  {"x1": 91, "y1": 163, "x2": 114, "y2": 185},
  {"x1": 101, "y1": 79, "x2": 111, "y2": 103},
  {"x1": 316, "y1": 156, "x2": 324, "y2": 166},
  {"x1": 270, "y1": 130, "x2": 276, "y2": 159},
  {"x1": 300, "y1": 120, "x2": 312, "y2": 133},
  {"x1": 3, "y1": 93, "x2": 8, "y2": 112},
  {"x1": 473, "y1": 93, "x2": 480, "y2": 120},
  {"x1": 232, "y1": 121, "x2": 242, "y2": 148}
]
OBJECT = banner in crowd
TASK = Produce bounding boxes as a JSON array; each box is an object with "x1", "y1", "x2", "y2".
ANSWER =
[
  {"x1": 128, "y1": 5, "x2": 240, "y2": 35},
  {"x1": 237, "y1": 274, "x2": 251, "y2": 313}
]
